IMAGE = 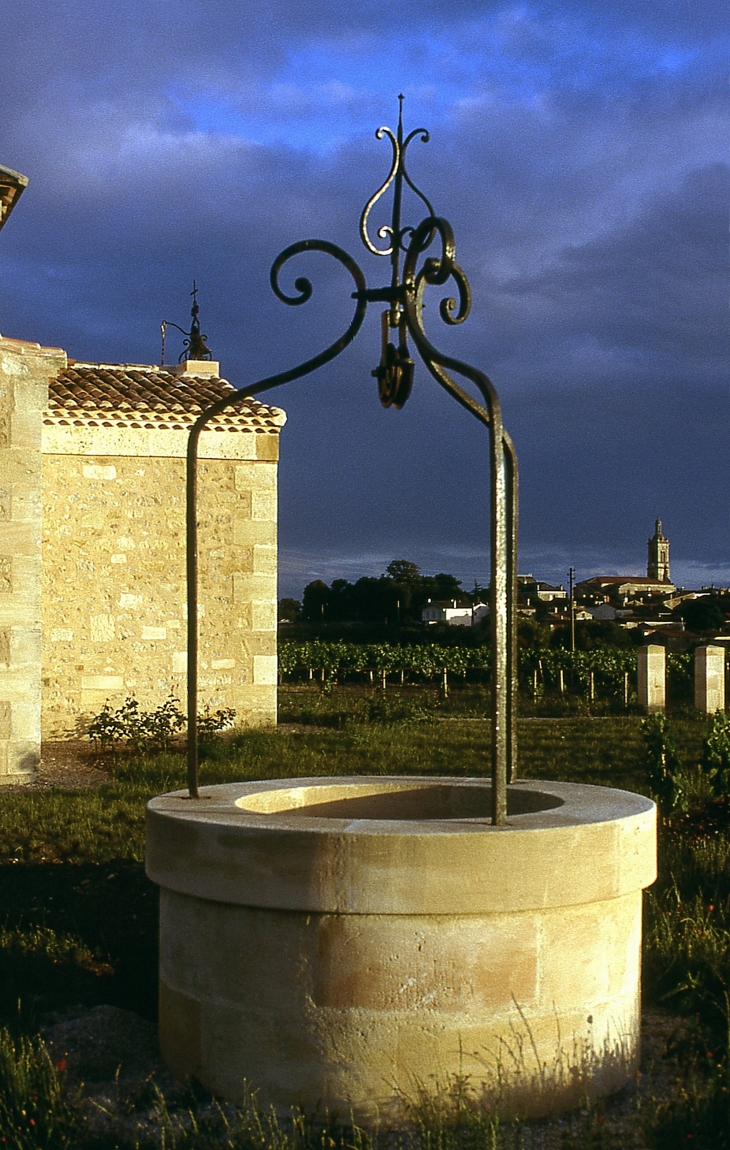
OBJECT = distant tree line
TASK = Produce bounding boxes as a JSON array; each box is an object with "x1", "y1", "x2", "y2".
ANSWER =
[{"x1": 280, "y1": 560, "x2": 488, "y2": 626}]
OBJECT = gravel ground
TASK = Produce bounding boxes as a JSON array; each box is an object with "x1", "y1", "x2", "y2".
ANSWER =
[
  {"x1": 0, "y1": 740, "x2": 111, "y2": 792},
  {"x1": 36, "y1": 1002, "x2": 686, "y2": 1147}
]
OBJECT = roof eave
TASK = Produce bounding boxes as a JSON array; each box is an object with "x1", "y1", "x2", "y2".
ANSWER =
[{"x1": 0, "y1": 165, "x2": 29, "y2": 232}]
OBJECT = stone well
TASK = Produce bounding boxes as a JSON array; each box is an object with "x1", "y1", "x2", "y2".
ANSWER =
[{"x1": 146, "y1": 776, "x2": 656, "y2": 1123}]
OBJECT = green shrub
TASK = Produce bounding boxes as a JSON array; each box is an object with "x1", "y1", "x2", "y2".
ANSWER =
[
  {"x1": 87, "y1": 694, "x2": 186, "y2": 752},
  {"x1": 703, "y1": 711, "x2": 730, "y2": 796},
  {"x1": 197, "y1": 704, "x2": 237, "y2": 743},
  {"x1": 642, "y1": 712, "x2": 686, "y2": 812},
  {"x1": 87, "y1": 695, "x2": 235, "y2": 752}
]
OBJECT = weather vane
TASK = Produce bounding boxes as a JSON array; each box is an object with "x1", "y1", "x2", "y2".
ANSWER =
[
  {"x1": 160, "y1": 280, "x2": 213, "y2": 365},
  {"x1": 183, "y1": 99, "x2": 518, "y2": 827}
]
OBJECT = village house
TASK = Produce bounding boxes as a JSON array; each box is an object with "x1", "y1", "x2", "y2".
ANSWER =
[{"x1": 421, "y1": 599, "x2": 489, "y2": 627}]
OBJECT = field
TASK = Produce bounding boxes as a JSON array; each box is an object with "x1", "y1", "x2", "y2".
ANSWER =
[{"x1": 0, "y1": 684, "x2": 728, "y2": 1147}]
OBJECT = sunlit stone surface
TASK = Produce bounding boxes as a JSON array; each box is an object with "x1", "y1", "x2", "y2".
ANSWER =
[{"x1": 147, "y1": 775, "x2": 656, "y2": 1124}]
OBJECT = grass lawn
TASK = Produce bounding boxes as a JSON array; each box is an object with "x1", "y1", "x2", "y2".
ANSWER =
[{"x1": 0, "y1": 686, "x2": 728, "y2": 1147}]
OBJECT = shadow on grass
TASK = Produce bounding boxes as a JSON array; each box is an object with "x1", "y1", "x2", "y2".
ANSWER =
[{"x1": 0, "y1": 861, "x2": 158, "y2": 1032}]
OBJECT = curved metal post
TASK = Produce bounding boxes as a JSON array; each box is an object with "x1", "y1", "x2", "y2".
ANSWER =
[
  {"x1": 185, "y1": 109, "x2": 518, "y2": 823},
  {"x1": 185, "y1": 242, "x2": 367, "y2": 797}
]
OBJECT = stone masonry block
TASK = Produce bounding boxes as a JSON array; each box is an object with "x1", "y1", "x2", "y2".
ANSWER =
[
  {"x1": 10, "y1": 628, "x2": 41, "y2": 667},
  {"x1": 90, "y1": 615, "x2": 115, "y2": 642},
  {"x1": 232, "y1": 519, "x2": 275, "y2": 547},
  {"x1": 10, "y1": 411, "x2": 43, "y2": 451},
  {"x1": 8, "y1": 482, "x2": 41, "y2": 521},
  {"x1": 251, "y1": 600, "x2": 277, "y2": 632},
  {"x1": 81, "y1": 675, "x2": 124, "y2": 691},
  {"x1": 12, "y1": 380, "x2": 49, "y2": 412},
  {"x1": 255, "y1": 434, "x2": 279, "y2": 461},
  {"x1": 11, "y1": 700, "x2": 40, "y2": 741},
  {"x1": 0, "y1": 630, "x2": 9, "y2": 665},
  {"x1": 0, "y1": 522, "x2": 41, "y2": 555},
  {"x1": 11, "y1": 555, "x2": 41, "y2": 592},
  {"x1": 252, "y1": 655, "x2": 277, "y2": 685},
  {"x1": 251, "y1": 490, "x2": 276, "y2": 521},
  {"x1": 82, "y1": 464, "x2": 117, "y2": 480},
  {"x1": 231, "y1": 490, "x2": 252, "y2": 519},
  {"x1": 235, "y1": 462, "x2": 276, "y2": 491},
  {"x1": 232, "y1": 573, "x2": 276, "y2": 603},
  {"x1": 253, "y1": 545, "x2": 276, "y2": 574},
  {"x1": 240, "y1": 632, "x2": 276, "y2": 656},
  {"x1": 0, "y1": 557, "x2": 11, "y2": 593},
  {"x1": 5, "y1": 739, "x2": 39, "y2": 776},
  {"x1": 0, "y1": 701, "x2": 10, "y2": 738}
]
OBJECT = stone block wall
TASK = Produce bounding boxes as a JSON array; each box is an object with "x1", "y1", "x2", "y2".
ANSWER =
[
  {"x1": 0, "y1": 336, "x2": 66, "y2": 777},
  {"x1": 41, "y1": 423, "x2": 279, "y2": 738}
]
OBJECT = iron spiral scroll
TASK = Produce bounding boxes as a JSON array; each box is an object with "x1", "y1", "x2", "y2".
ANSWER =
[{"x1": 185, "y1": 102, "x2": 518, "y2": 824}]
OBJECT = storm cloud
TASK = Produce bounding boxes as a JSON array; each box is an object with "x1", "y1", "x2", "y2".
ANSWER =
[{"x1": 0, "y1": 0, "x2": 726, "y2": 595}]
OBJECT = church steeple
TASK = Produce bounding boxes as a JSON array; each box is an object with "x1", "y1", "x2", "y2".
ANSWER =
[{"x1": 647, "y1": 519, "x2": 670, "y2": 582}]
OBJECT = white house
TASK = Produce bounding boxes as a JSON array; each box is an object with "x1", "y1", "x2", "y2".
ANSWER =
[{"x1": 421, "y1": 600, "x2": 489, "y2": 627}]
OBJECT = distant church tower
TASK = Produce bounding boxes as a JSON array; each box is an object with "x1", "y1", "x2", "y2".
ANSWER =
[{"x1": 647, "y1": 519, "x2": 670, "y2": 582}]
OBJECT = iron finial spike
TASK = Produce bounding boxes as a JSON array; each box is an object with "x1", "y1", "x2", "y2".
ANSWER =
[{"x1": 359, "y1": 101, "x2": 434, "y2": 261}]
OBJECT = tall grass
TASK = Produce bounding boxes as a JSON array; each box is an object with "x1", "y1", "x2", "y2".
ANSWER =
[
  {"x1": 0, "y1": 1027, "x2": 84, "y2": 1148},
  {"x1": 0, "y1": 692, "x2": 727, "y2": 1145}
]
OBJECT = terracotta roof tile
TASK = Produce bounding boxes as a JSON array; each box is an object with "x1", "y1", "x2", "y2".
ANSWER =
[{"x1": 45, "y1": 364, "x2": 285, "y2": 433}]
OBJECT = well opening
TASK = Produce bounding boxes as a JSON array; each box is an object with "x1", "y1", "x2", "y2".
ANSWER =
[{"x1": 235, "y1": 781, "x2": 564, "y2": 820}]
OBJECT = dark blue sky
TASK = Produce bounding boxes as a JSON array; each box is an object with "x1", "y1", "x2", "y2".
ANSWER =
[{"x1": 0, "y1": 1, "x2": 726, "y2": 597}]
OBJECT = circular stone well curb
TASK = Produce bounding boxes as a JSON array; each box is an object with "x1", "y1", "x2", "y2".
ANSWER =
[{"x1": 146, "y1": 776, "x2": 656, "y2": 1124}]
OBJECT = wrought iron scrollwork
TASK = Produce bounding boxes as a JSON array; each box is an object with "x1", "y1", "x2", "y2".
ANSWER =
[
  {"x1": 161, "y1": 281, "x2": 213, "y2": 365},
  {"x1": 186, "y1": 102, "x2": 518, "y2": 827}
]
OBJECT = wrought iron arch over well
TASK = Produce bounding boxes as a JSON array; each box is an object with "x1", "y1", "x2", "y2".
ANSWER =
[{"x1": 185, "y1": 101, "x2": 518, "y2": 824}]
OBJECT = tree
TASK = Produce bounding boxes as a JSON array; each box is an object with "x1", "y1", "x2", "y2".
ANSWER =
[
  {"x1": 278, "y1": 598, "x2": 302, "y2": 623},
  {"x1": 386, "y1": 560, "x2": 421, "y2": 585},
  {"x1": 680, "y1": 597, "x2": 726, "y2": 633},
  {"x1": 302, "y1": 580, "x2": 330, "y2": 621},
  {"x1": 424, "y1": 572, "x2": 463, "y2": 602}
]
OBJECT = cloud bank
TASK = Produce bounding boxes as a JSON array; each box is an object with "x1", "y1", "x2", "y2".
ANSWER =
[{"x1": 0, "y1": 0, "x2": 726, "y2": 595}]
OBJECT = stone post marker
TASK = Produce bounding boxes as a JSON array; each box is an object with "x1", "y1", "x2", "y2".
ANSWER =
[
  {"x1": 637, "y1": 644, "x2": 665, "y2": 712},
  {"x1": 694, "y1": 645, "x2": 726, "y2": 714}
]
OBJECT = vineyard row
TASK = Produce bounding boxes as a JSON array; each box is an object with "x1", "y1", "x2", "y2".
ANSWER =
[{"x1": 278, "y1": 641, "x2": 708, "y2": 693}]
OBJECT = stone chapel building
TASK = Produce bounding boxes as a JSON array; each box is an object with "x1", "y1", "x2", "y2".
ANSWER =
[
  {"x1": 0, "y1": 339, "x2": 285, "y2": 781},
  {"x1": 2, "y1": 163, "x2": 288, "y2": 782}
]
